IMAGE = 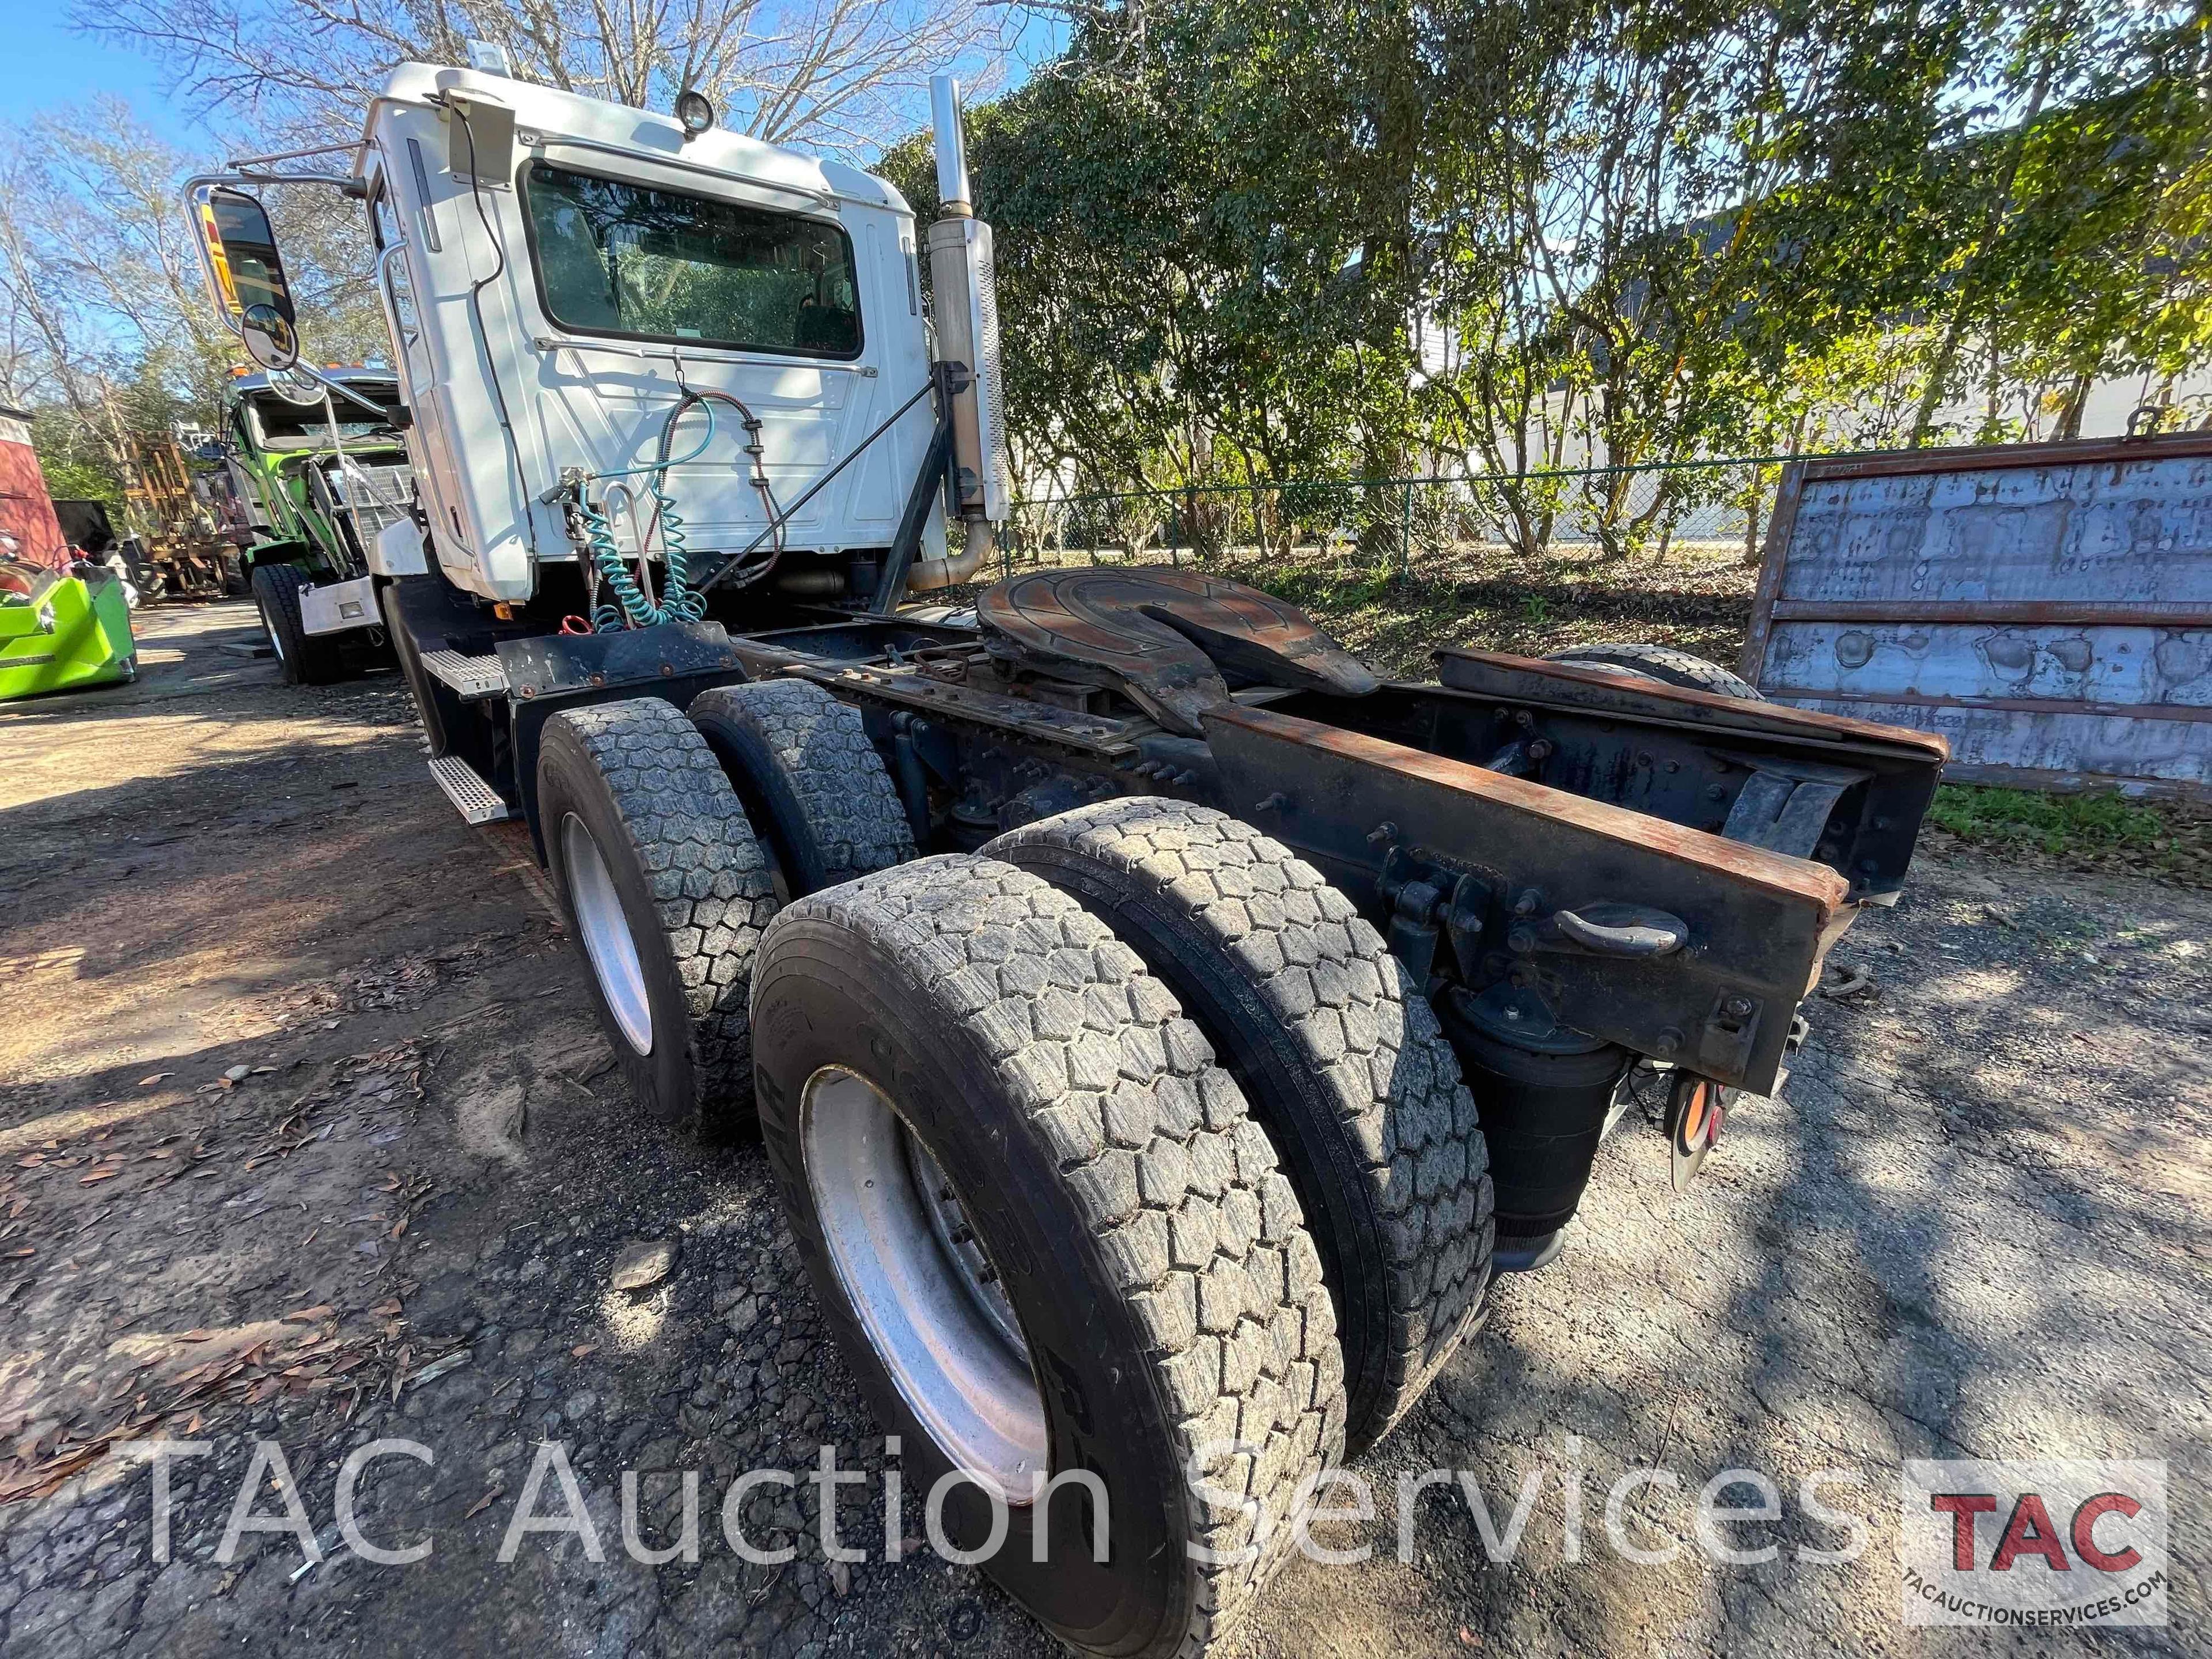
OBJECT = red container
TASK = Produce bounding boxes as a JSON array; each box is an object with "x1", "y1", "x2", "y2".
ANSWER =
[{"x1": 0, "y1": 404, "x2": 69, "y2": 573}]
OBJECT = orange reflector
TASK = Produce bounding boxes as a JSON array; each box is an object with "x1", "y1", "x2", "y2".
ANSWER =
[{"x1": 1679, "y1": 1082, "x2": 1709, "y2": 1147}]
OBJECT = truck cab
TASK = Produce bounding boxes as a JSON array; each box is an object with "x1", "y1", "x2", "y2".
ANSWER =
[
  {"x1": 355, "y1": 61, "x2": 956, "y2": 615},
  {"x1": 221, "y1": 366, "x2": 412, "y2": 570},
  {"x1": 213, "y1": 365, "x2": 414, "y2": 679}
]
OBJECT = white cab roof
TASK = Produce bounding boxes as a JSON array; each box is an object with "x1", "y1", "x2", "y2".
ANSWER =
[{"x1": 365, "y1": 62, "x2": 910, "y2": 215}]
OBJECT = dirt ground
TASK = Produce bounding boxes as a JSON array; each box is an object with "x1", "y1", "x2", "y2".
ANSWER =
[{"x1": 1, "y1": 598, "x2": 2206, "y2": 1658}]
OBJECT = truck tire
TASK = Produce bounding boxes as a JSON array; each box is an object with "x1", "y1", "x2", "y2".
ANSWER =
[
  {"x1": 990, "y1": 800, "x2": 1494, "y2": 1452},
  {"x1": 1544, "y1": 641, "x2": 1763, "y2": 699},
  {"x1": 752, "y1": 855, "x2": 1344, "y2": 1658},
  {"x1": 688, "y1": 679, "x2": 914, "y2": 897},
  {"x1": 251, "y1": 562, "x2": 342, "y2": 685},
  {"x1": 537, "y1": 698, "x2": 778, "y2": 1132}
]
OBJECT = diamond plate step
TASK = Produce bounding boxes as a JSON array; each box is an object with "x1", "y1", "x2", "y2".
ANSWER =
[
  {"x1": 427, "y1": 755, "x2": 511, "y2": 824},
  {"x1": 421, "y1": 649, "x2": 507, "y2": 699}
]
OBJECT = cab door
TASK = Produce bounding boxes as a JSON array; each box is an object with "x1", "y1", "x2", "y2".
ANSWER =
[{"x1": 366, "y1": 153, "x2": 469, "y2": 567}]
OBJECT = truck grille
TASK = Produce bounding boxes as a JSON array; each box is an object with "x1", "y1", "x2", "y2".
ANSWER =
[{"x1": 335, "y1": 462, "x2": 416, "y2": 540}]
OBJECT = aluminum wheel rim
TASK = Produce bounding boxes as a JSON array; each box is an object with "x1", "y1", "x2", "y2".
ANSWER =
[
  {"x1": 561, "y1": 812, "x2": 653, "y2": 1055},
  {"x1": 801, "y1": 1065, "x2": 1047, "y2": 1494}
]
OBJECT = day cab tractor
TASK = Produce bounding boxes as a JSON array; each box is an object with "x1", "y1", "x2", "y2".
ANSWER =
[
  {"x1": 203, "y1": 364, "x2": 412, "y2": 681},
  {"x1": 186, "y1": 58, "x2": 1946, "y2": 1657}
]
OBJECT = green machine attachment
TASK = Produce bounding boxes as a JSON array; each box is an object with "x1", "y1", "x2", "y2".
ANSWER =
[{"x1": 0, "y1": 562, "x2": 135, "y2": 700}]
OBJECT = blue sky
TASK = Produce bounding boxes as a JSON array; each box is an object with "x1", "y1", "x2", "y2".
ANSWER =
[
  {"x1": 0, "y1": 10, "x2": 202, "y2": 143},
  {"x1": 0, "y1": 8, "x2": 1065, "y2": 154}
]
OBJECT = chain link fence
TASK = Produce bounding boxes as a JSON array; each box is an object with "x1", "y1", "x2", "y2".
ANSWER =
[{"x1": 996, "y1": 456, "x2": 1800, "y2": 577}]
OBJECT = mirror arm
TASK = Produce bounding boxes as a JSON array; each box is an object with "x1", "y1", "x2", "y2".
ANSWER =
[
  {"x1": 293, "y1": 366, "x2": 389, "y2": 416},
  {"x1": 226, "y1": 170, "x2": 365, "y2": 196},
  {"x1": 221, "y1": 139, "x2": 369, "y2": 172}
]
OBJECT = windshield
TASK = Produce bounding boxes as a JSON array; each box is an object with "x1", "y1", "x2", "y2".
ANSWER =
[
  {"x1": 244, "y1": 388, "x2": 403, "y2": 450},
  {"x1": 522, "y1": 162, "x2": 862, "y2": 358}
]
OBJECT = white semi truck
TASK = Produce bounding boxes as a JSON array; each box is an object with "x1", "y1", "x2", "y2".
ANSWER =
[{"x1": 185, "y1": 55, "x2": 1945, "y2": 1658}]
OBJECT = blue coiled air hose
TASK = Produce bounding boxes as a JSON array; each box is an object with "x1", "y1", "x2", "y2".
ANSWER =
[{"x1": 579, "y1": 398, "x2": 717, "y2": 631}]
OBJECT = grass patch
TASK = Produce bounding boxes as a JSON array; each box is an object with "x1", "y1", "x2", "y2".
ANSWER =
[
  {"x1": 1237, "y1": 540, "x2": 1757, "y2": 677},
  {"x1": 1927, "y1": 784, "x2": 2210, "y2": 887}
]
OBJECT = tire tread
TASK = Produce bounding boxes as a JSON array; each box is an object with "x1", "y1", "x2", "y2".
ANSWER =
[
  {"x1": 1546, "y1": 640, "x2": 1762, "y2": 699},
  {"x1": 547, "y1": 698, "x2": 777, "y2": 1120},
  {"x1": 690, "y1": 679, "x2": 914, "y2": 888},
  {"x1": 762, "y1": 854, "x2": 1345, "y2": 1657},
  {"x1": 991, "y1": 800, "x2": 1495, "y2": 1450}
]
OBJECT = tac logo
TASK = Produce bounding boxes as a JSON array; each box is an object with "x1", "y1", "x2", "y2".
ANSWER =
[{"x1": 1900, "y1": 1460, "x2": 2168, "y2": 1628}]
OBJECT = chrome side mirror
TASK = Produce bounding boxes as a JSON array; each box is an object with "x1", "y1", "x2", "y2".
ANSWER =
[
  {"x1": 192, "y1": 186, "x2": 301, "y2": 370},
  {"x1": 240, "y1": 303, "x2": 300, "y2": 373}
]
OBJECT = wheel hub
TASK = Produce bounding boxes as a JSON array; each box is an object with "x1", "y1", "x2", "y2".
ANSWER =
[
  {"x1": 561, "y1": 812, "x2": 653, "y2": 1055},
  {"x1": 801, "y1": 1065, "x2": 1046, "y2": 1493}
]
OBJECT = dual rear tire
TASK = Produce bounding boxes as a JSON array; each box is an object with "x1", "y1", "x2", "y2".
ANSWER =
[
  {"x1": 538, "y1": 682, "x2": 913, "y2": 1131},
  {"x1": 537, "y1": 687, "x2": 1493, "y2": 1655},
  {"x1": 987, "y1": 801, "x2": 1494, "y2": 1454},
  {"x1": 753, "y1": 857, "x2": 1344, "y2": 1655}
]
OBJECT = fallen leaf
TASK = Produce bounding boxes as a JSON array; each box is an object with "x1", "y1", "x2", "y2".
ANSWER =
[
  {"x1": 464, "y1": 1487, "x2": 503, "y2": 1520},
  {"x1": 78, "y1": 1169, "x2": 121, "y2": 1186},
  {"x1": 571, "y1": 1344, "x2": 598, "y2": 1359},
  {"x1": 408, "y1": 1350, "x2": 471, "y2": 1389},
  {"x1": 283, "y1": 1305, "x2": 335, "y2": 1324},
  {"x1": 138, "y1": 1074, "x2": 172, "y2": 1086},
  {"x1": 370, "y1": 1298, "x2": 403, "y2": 1317}
]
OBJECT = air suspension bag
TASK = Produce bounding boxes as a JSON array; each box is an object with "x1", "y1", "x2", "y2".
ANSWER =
[{"x1": 1444, "y1": 985, "x2": 1628, "y2": 1239}]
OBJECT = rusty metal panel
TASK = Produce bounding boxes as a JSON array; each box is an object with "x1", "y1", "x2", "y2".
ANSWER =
[
  {"x1": 977, "y1": 566, "x2": 1378, "y2": 734},
  {"x1": 1742, "y1": 434, "x2": 2212, "y2": 798},
  {"x1": 1202, "y1": 702, "x2": 1848, "y2": 1094}
]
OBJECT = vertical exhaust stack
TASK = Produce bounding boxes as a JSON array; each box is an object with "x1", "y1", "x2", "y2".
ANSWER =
[{"x1": 910, "y1": 74, "x2": 1006, "y2": 591}]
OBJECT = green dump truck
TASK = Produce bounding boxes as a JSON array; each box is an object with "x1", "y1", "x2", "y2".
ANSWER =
[{"x1": 218, "y1": 365, "x2": 414, "y2": 683}]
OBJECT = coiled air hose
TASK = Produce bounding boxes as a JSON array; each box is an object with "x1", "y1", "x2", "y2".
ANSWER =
[{"x1": 578, "y1": 390, "x2": 788, "y2": 631}]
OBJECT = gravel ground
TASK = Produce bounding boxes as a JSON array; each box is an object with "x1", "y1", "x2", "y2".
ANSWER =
[{"x1": 0, "y1": 599, "x2": 2205, "y2": 1658}]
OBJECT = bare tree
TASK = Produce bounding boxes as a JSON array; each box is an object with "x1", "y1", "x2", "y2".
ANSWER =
[{"x1": 74, "y1": 0, "x2": 1012, "y2": 156}]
